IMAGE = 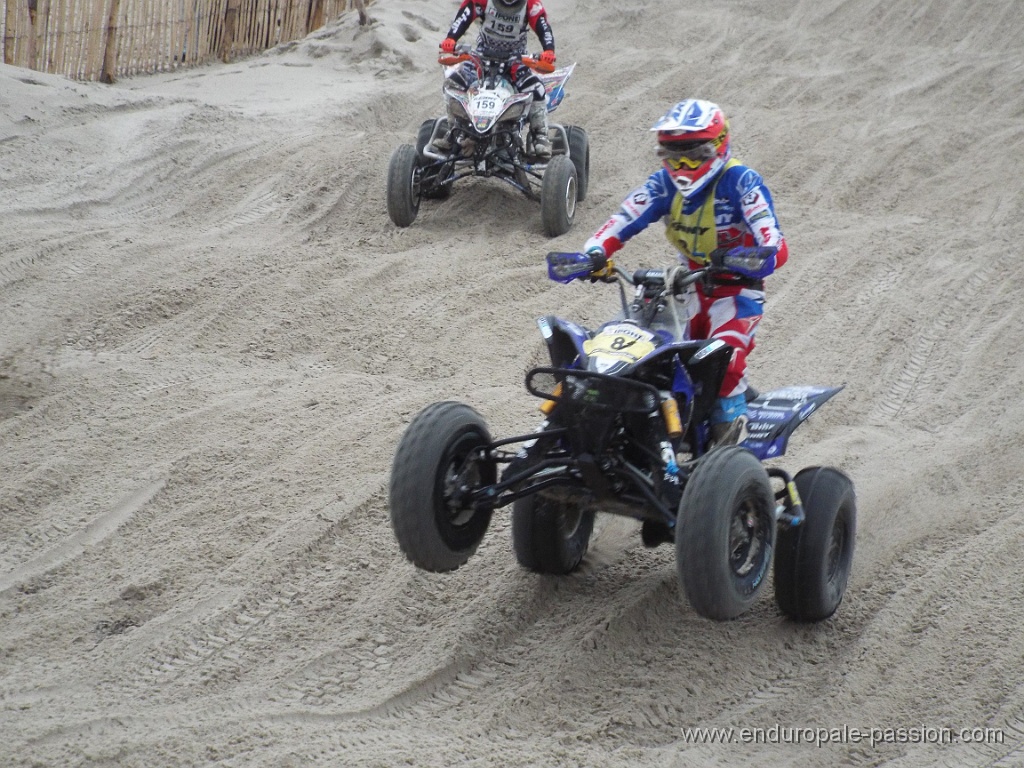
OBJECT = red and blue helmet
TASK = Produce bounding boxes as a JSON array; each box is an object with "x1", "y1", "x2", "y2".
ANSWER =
[{"x1": 651, "y1": 99, "x2": 731, "y2": 198}]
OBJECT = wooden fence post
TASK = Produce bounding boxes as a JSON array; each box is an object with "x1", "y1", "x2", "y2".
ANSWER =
[
  {"x1": 99, "y1": 0, "x2": 120, "y2": 82},
  {"x1": 4, "y1": 0, "x2": 19, "y2": 64},
  {"x1": 26, "y1": 0, "x2": 37, "y2": 69},
  {"x1": 220, "y1": 0, "x2": 239, "y2": 62},
  {"x1": 307, "y1": 0, "x2": 323, "y2": 35}
]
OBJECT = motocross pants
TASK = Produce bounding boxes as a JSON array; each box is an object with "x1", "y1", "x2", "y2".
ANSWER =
[{"x1": 677, "y1": 285, "x2": 765, "y2": 402}]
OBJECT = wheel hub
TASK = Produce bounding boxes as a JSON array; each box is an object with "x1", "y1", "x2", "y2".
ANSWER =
[{"x1": 730, "y1": 502, "x2": 767, "y2": 576}]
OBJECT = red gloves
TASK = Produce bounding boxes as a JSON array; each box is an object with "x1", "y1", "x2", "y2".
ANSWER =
[
  {"x1": 540, "y1": 50, "x2": 556, "y2": 66},
  {"x1": 440, "y1": 37, "x2": 456, "y2": 53}
]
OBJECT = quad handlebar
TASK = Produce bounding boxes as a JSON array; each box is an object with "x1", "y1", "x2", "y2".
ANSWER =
[
  {"x1": 438, "y1": 48, "x2": 555, "y2": 74},
  {"x1": 627, "y1": 266, "x2": 707, "y2": 293},
  {"x1": 547, "y1": 247, "x2": 777, "y2": 292},
  {"x1": 547, "y1": 248, "x2": 777, "y2": 325}
]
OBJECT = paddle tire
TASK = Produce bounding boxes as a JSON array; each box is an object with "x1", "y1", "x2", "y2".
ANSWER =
[
  {"x1": 511, "y1": 493, "x2": 594, "y2": 574},
  {"x1": 774, "y1": 466, "x2": 856, "y2": 621},
  {"x1": 389, "y1": 401, "x2": 496, "y2": 572},
  {"x1": 676, "y1": 446, "x2": 776, "y2": 620},
  {"x1": 540, "y1": 154, "x2": 578, "y2": 237}
]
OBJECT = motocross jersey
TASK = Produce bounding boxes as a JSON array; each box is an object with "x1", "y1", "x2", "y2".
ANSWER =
[
  {"x1": 585, "y1": 163, "x2": 789, "y2": 286},
  {"x1": 447, "y1": 0, "x2": 555, "y2": 58}
]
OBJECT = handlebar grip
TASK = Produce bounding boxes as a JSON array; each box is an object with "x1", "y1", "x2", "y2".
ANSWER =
[
  {"x1": 522, "y1": 56, "x2": 555, "y2": 74},
  {"x1": 632, "y1": 269, "x2": 667, "y2": 286},
  {"x1": 438, "y1": 53, "x2": 471, "y2": 66},
  {"x1": 673, "y1": 268, "x2": 708, "y2": 293}
]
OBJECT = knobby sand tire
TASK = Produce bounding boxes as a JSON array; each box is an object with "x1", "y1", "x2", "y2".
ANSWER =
[
  {"x1": 676, "y1": 446, "x2": 776, "y2": 620},
  {"x1": 389, "y1": 401, "x2": 495, "y2": 572}
]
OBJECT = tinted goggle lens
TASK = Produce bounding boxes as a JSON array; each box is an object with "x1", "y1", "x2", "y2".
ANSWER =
[
  {"x1": 662, "y1": 154, "x2": 702, "y2": 170},
  {"x1": 658, "y1": 140, "x2": 713, "y2": 170}
]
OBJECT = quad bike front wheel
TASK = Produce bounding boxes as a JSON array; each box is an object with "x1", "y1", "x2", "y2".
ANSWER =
[
  {"x1": 512, "y1": 493, "x2": 594, "y2": 574},
  {"x1": 774, "y1": 466, "x2": 856, "y2": 621},
  {"x1": 389, "y1": 401, "x2": 496, "y2": 572},
  {"x1": 676, "y1": 445, "x2": 776, "y2": 620},
  {"x1": 386, "y1": 143, "x2": 421, "y2": 227},
  {"x1": 540, "y1": 154, "x2": 578, "y2": 237}
]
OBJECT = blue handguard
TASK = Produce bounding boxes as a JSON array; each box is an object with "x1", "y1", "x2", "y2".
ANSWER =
[{"x1": 710, "y1": 246, "x2": 777, "y2": 279}]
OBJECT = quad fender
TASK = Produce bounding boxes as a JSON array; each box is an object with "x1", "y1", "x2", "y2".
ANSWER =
[
  {"x1": 628, "y1": 338, "x2": 731, "y2": 449},
  {"x1": 539, "y1": 63, "x2": 576, "y2": 113},
  {"x1": 743, "y1": 385, "x2": 844, "y2": 460},
  {"x1": 679, "y1": 340, "x2": 733, "y2": 424},
  {"x1": 536, "y1": 315, "x2": 591, "y2": 368},
  {"x1": 630, "y1": 337, "x2": 730, "y2": 372}
]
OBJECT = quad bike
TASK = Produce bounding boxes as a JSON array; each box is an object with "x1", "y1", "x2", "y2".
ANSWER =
[
  {"x1": 389, "y1": 249, "x2": 856, "y2": 622},
  {"x1": 386, "y1": 47, "x2": 590, "y2": 237}
]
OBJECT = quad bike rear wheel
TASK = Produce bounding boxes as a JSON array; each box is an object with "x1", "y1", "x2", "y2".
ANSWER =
[
  {"x1": 415, "y1": 118, "x2": 453, "y2": 200},
  {"x1": 676, "y1": 445, "x2": 776, "y2": 620},
  {"x1": 540, "y1": 154, "x2": 578, "y2": 237},
  {"x1": 774, "y1": 466, "x2": 856, "y2": 621},
  {"x1": 512, "y1": 493, "x2": 594, "y2": 574},
  {"x1": 389, "y1": 401, "x2": 496, "y2": 572},
  {"x1": 415, "y1": 118, "x2": 438, "y2": 156},
  {"x1": 386, "y1": 143, "x2": 421, "y2": 227},
  {"x1": 565, "y1": 125, "x2": 590, "y2": 202}
]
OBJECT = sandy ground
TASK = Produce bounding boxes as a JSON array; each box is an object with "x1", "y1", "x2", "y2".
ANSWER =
[{"x1": 3, "y1": 0, "x2": 1024, "y2": 765}]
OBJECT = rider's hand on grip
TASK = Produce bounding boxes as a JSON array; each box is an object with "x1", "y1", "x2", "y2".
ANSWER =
[
  {"x1": 540, "y1": 50, "x2": 556, "y2": 66},
  {"x1": 440, "y1": 37, "x2": 456, "y2": 53},
  {"x1": 586, "y1": 247, "x2": 613, "y2": 282},
  {"x1": 708, "y1": 248, "x2": 729, "y2": 268}
]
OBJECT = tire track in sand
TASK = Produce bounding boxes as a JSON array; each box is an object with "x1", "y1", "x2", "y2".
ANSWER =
[{"x1": 0, "y1": 480, "x2": 165, "y2": 594}]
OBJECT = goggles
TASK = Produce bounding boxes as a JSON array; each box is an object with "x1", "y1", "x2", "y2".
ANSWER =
[{"x1": 657, "y1": 139, "x2": 716, "y2": 170}]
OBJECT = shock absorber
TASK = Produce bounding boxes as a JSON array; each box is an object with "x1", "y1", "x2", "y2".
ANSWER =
[
  {"x1": 661, "y1": 394, "x2": 683, "y2": 438},
  {"x1": 539, "y1": 381, "x2": 563, "y2": 415},
  {"x1": 655, "y1": 393, "x2": 681, "y2": 483}
]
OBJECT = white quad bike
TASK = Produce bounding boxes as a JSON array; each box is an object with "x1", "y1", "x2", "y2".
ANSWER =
[{"x1": 386, "y1": 47, "x2": 590, "y2": 237}]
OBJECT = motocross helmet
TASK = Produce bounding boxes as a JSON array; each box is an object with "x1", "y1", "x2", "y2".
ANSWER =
[
  {"x1": 493, "y1": 0, "x2": 527, "y2": 9},
  {"x1": 651, "y1": 99, "x2": 731, "y2": 198}
]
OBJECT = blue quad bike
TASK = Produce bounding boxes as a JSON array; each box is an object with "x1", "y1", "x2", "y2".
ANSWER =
[{"x1": 389, "y1": 249, "x2": 856, "y2": 621}]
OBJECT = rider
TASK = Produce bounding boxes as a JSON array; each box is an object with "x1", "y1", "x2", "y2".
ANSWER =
[
  {"x1": 581, "y1": 98, "x2": 789, "y2": 447},
  {"x1": 434, "y1": 0, "x2": 557, "y2": 159}
]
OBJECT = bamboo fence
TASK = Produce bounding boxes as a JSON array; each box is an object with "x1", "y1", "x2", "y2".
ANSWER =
[{"x1": 1, "y1": 0, "x2": 366, "y2": 82}]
